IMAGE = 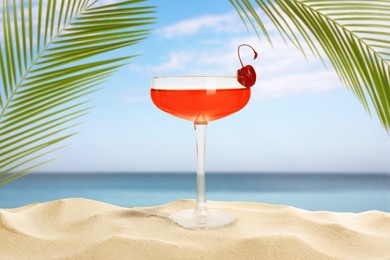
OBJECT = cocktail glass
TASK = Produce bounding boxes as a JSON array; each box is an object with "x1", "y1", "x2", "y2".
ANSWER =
[{"x1": 150, "y1": 76, "x2": 251, "y2": 228}]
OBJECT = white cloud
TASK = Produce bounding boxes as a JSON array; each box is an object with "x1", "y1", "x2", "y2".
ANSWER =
[
  {"x1": 148, "y1": 52, "x2": 196, "y2": 72},
  {"x1": 159, "y1": 11, "x2": 246, "y2": 38},
  {"x1": 130, "y1": 33, "x2": 342, "y2": 99},
  {"x1": 254, "y1": 70, "x2": 341, "y2": 99},
  {"x1": 94, "y1": 0, "x2": 121, "y2": 6},
  {"x1": 159, "y1": 6, "x2": 284, "y2": 39}
]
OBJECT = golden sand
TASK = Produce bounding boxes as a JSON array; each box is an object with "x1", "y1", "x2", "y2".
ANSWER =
[{"x1": 1, "y1": 198, "x2": 389, "y2": 259}]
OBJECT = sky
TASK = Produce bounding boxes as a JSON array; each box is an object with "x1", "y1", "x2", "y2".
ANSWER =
[{"x1": 42, "y1": 0, "x2": 389, "y2": 174}]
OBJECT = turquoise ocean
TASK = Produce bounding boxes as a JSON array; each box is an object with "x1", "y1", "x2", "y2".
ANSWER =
[{"x1": 0, "y1": 173, "x2": 389, "y2": 212}]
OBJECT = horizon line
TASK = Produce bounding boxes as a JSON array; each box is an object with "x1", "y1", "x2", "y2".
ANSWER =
[{"x1": 34, "y1": 171, "x2": 390, "y2": 175}]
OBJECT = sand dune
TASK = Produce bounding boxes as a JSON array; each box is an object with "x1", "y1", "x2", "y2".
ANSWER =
[{"x1": 0, "y1": 198, "x2": 389, "y2": 260}]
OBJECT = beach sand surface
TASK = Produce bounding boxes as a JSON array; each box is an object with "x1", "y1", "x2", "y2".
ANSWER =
[{"x1": 0, "y1": 198, "x2": 389, "y2": 260}]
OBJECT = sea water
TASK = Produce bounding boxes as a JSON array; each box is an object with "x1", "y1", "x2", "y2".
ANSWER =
[{"x1": 0, "y1": 173, "x2": 388, "y2": 212}]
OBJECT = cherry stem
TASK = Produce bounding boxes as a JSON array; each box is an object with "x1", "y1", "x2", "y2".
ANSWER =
[{"x1": 238, "y1": 44, "x2": 258, "y2": 67}]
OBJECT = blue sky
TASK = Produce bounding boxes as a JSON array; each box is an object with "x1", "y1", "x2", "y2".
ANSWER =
[{"x1": 44, "y1": 0, "x2": 389, "y2": 174}]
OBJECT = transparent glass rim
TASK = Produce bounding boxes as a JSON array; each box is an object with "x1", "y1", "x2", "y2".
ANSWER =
[{"x1": 151, "y1": 76, "x2": 247, "y2": 90}]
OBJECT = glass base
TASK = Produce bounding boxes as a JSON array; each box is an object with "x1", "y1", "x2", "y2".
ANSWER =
[{"x1": 169, "y1": 208, "x2": 235, "y2": 229}]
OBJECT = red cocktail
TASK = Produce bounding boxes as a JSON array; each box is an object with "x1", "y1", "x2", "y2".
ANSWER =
[
  {"x1": 151, "y1": 88, "x2": 250, "y2": 124},
  {"x1": 150, "y1": 76, "x2": 251, "y2": 228}
]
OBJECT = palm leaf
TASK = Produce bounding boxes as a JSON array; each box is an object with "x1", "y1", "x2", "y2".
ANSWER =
[
  {"x1": 231, "y1": 0, "x2": 390, "y2": 131},
  {"x1": 0, "y1": 0, "x2": 155, "y2": 185}
]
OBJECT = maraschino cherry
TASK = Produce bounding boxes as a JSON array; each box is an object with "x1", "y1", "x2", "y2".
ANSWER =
[{"x1": 237, "y1": 44, "x2": 258, "y2": 88}]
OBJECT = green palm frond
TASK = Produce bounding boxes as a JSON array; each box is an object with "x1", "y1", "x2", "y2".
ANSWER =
[
  {"x1": 231, "y1": 0, "x2": 390, "y2": 131},
  {"x1": 0, "y1": 0, "x2": 155, "y2": 185}
]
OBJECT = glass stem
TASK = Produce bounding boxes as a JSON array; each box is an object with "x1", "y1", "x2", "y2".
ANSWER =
[{"x1": 194, "y1": 123, "x2": 208, "y2": 216}]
